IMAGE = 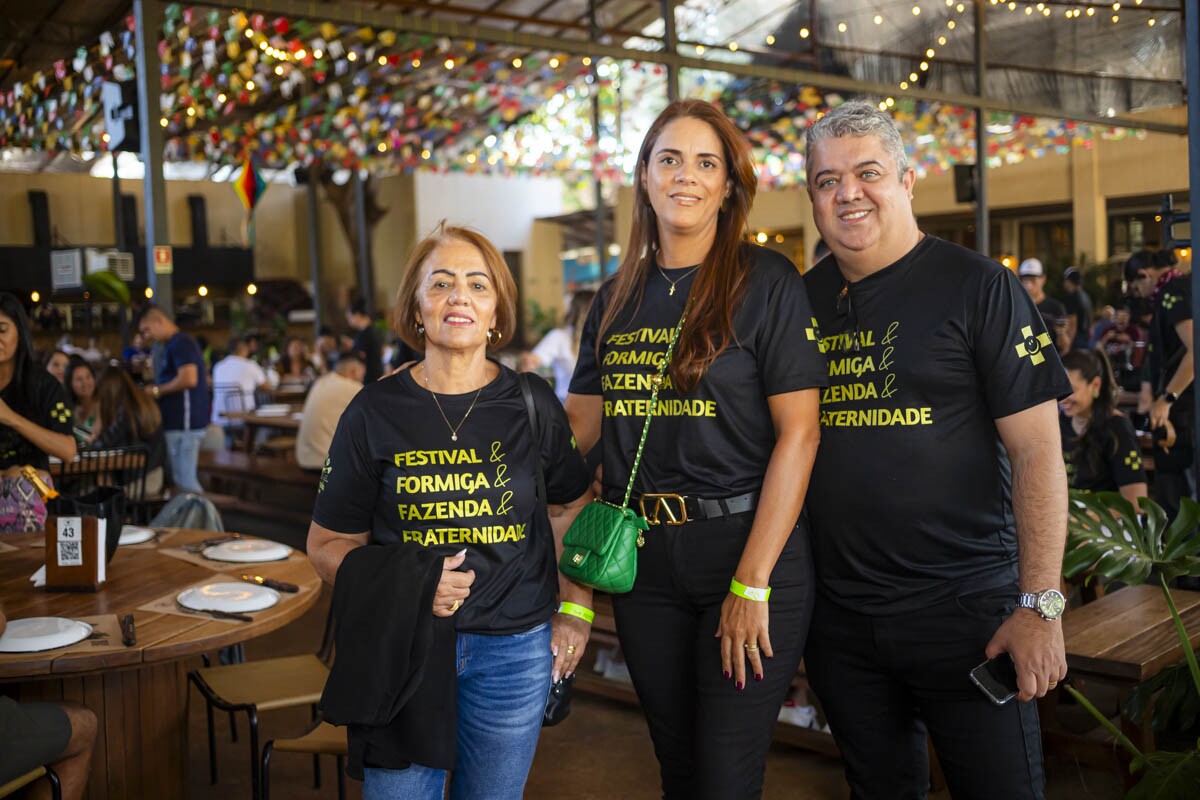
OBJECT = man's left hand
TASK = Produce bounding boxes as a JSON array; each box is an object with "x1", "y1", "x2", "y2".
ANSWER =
[{"x1": 984, "y1": 609, "x2": 1066, "y2": 702}]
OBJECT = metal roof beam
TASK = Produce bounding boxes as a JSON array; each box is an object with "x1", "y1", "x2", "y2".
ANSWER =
[{"x1": 194, "y1": 0, "x2": 1187, "y2": 135}]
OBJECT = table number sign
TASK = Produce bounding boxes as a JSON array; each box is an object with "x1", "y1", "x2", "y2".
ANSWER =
[{"x1": 44, "y1": 514, "x2": 106, "y2": 591}]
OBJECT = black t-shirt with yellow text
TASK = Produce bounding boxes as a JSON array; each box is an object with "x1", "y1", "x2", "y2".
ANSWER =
[
  {"x1": 804, "y1": 236, "x2": 1072, "y2": 614},
  {"x1": 312, "y1": 366, "x2": 590, "y2": 635},
  {"x1": 570, "y1": 244, "x2": 828, "y2": 501}
]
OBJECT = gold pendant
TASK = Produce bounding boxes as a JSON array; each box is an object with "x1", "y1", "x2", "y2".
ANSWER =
[
  {"x1": 668, "y1": 285, "x2": 676, "y2": 296},
  {"x1": 636, "y1": 533, "x2": 645, "y2": 548}
]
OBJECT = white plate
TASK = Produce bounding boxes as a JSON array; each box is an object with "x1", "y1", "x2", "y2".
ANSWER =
[
  {"x1": 202, "y1": 540, "x2": 292, "y2": 563},
  {"x1": 119, "y1": 525, "x2": 156, "y2": 545},
  {"x1": 256, "y1": 404, "x2": 290, "y2": 416},
  {"x1": 177, "y1": 582, "x2": 280, "y2": 614},
  {"x1": 0, "y1": 617, "x2": 93, "y2": 653}
]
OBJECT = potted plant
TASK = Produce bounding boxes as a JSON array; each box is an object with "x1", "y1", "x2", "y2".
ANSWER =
[{"x1": 1062, "y1": 489, "x2": 1200, "y2": 796}]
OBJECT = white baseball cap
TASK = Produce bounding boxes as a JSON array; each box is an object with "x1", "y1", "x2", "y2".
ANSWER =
[{"x1": 1018, "y1": 258, "x2": 1044, "y2": 278}]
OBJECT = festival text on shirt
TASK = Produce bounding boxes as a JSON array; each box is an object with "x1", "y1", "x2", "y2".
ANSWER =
[{"x1": 601, "y1": 326, "x2": 718, "y2": 419}]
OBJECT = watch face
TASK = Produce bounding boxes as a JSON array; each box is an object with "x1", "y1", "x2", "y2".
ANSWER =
[{"x1": 1037, "y1": 590, "x2": 1066, "y2": 619}]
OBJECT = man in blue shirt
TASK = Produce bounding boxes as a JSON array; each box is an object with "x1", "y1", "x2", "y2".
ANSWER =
[{"x1": 137, "y1": 307, "x2": 210, "y2": 493}]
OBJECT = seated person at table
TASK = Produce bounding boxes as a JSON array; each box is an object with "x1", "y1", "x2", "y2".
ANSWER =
[
  {"x1": 294, "y1": 356, "x2": 364, "y2": 471},
  {"x1": 210, "y1": 336, "x2": 272, "y2": 437},
  {"x1": 0, "y1": 293, "x2": 76, "y2": 534},
  {"x1": 1060, "y1": 349, "x2": 1148, "y2": 506},
  {"x1": 276, "y1": 336, "x2": 317, "y2": 395},
  {"x1": 0, "y1": 607, "x2": 98, "y2": 800},
  {"x1": 43, "y1": 350, "x2": 69, "y2": 387},
  {"x1": 88, "y1": 368, "x2": 167, "y2": 498},
  {"x1": 64, "y1": 357, "x2": 98, "y2": 447}
]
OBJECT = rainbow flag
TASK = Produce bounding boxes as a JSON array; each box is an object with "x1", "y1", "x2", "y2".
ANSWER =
[{"x1": 234, "y1": 158, "x2": 265, "y2": 212}]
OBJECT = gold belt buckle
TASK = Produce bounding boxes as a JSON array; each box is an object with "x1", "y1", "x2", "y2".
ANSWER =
[{"x1": 639, "y1": 493, "x2": 688, "y2": 526}]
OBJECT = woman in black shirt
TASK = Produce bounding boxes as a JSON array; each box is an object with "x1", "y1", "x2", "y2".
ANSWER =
[
  {"x1": 307, "y1": 225, "x2": 592, "y2": 798},
  {"x1": 0, "y1": 293, "x2": 76, "y2": 533},
  {"x1": 1059, "y1": 348, "x2": 1147, "y2": 505},
  {"x1": 567, "y1": 101, "x2": 826, "y2": 798}
]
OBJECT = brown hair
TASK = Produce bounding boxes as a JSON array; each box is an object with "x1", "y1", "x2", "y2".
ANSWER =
[
  {"x1": 393, "y1": 222, "x2": 518, "y2": 353},
  {"x1": 598, "y1": 99, "x2": 758, "y2": 392},
  {"x1": 95, "y1": 367, "x2": 162, "y2": 441}
]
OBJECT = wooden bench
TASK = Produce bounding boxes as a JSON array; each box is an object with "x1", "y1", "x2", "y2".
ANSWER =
[{"x1": 197, "y1": 450, "x2": 319, "y2": 525}]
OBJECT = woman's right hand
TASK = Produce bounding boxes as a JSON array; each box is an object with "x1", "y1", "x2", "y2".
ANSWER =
[{"x1": 433, "y1": 549, "x2": 476, "y2": 617}]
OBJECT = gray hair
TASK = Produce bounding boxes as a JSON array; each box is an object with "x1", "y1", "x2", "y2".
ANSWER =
[{"x1": 805, "y1": 101, "x2": 909, "y2": 180}]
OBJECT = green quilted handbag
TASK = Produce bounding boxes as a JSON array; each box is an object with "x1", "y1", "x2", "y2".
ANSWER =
[{"x1": 558, "y1": 312, "x2": 686, "y2": 594}]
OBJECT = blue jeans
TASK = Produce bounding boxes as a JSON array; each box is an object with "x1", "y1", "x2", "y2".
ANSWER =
[
  {"x1": 363, "y1": 622, "x2": 552, "y2": 800},
  {"x1": 164, "y1": 429, "x2": 206, "y2": 493}
]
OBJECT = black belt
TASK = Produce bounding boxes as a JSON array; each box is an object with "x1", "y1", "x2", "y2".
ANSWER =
[{"x1": 636, "y1": 491, "x2": 759, "y2": 526}]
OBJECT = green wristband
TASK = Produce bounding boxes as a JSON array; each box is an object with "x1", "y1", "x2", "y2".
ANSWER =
[
  {"x1": 558, "y1": 602, "x2": 595, "y2": 624},
  {"x1": 730, "y1": 578, "x2": 771, "y2": 602}
]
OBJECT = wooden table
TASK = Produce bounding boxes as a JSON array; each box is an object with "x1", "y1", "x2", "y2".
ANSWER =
[
  {"x1": 0, "y1": 528, "x2": 319, "y2": 799},
  {"x1": 1043, "y1": 584, "x2": 1200, "y2": 767},
  {"x1": 222, "y1": 407, "x2": 303, "y2": 454}
]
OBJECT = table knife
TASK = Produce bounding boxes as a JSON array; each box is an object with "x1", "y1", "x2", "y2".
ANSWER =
[{"x1": 240, "y1": 574, "x2": 299, "y2": 593}]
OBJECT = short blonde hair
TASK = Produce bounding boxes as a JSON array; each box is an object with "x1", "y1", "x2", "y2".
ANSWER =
[{"x1": 393, "y1": 222, "x2": 518, "y2": 352}]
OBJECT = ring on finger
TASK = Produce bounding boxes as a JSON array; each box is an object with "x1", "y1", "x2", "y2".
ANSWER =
[
  {"x1": 449, "y1": 600, "x2": 461, "y2": 613},
  {"x1": 566, "y1": 644, "x2": 576, "y2": 655},
  {"x1": 1047, "y1": 680, "x2": 1058, "y2": 689},
  {"x1": 743, "y1": 643, "x2": 759, "y2": 652}
]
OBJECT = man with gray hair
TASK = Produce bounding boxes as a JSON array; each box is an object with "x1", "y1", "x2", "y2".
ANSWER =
[{"x1": 801, "y1": 100, "x2": 1070, "y2": 798}]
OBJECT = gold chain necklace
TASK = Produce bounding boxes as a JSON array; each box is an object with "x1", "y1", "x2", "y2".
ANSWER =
[
  {"x1": 422, "y1": 366, "x2": 485, "y2": 442},
  {"x1": 656, "y1": 264, "x2": 700, "y2": 296}
]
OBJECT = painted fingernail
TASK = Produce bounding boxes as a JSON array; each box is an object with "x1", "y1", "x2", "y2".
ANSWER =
[
  {"x1": 736, "y1": 681, "x2": 744, "y2": 691},
  {"x1": 723, "y1": 670, "x2": 730, "y2": 679},
  {"x1": 755, "y1": 673, "x2": 763, "y2": 682}
]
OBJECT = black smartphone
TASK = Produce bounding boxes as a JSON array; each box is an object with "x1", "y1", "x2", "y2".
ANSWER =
[{"x1": 969, "y1": 653, "x2": 1019, "y2": 705}]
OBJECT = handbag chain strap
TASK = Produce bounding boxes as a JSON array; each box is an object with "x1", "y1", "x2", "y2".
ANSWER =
[{"x1": 620, "y1": 312, "x2": 688, "y2": 509}]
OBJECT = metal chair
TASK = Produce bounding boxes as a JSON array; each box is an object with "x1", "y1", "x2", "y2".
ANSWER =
[
  {"x1": 0, "y1": 766, "x2": 61, "y2": 800},
  {"x1": 261, "y1": 720, "x2": 347, "y2": 800},
  {"x1": 187, "y1": 604, "x2": 335, "y2": 800},
  {"x1": 53, "y1": 445, "x2": 150, "y2": 522}
]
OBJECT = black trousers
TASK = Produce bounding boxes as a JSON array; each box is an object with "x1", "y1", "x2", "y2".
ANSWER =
[
  {"x1": 611, "y1": 512, "x2": 814, "y2": 800},
  {"x1": 805, "y1": 588, "x2": 1044, "y2": 800}
]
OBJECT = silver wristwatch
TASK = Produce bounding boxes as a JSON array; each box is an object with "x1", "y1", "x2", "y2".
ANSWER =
[{"x1": 1017, "y1": 589, "x2": 1066, "y2": 621}]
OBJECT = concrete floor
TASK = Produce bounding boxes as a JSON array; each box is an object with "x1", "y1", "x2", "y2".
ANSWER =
[{"x1": 184, "y1": 513, "x2": 1126, "y2": 799}]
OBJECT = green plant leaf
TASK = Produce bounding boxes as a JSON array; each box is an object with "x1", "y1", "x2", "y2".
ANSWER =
[
  {"x1": 1064, "y1": 490, "x2": 1175, "y2": 586},
  {"x1": 1124, "y1": 664, "x2": 1181, "y2": 729},
  {"x1": 1162, "y1": 497, "x2": 1200, "y2": 562},
  {"x1": 1125, "y1": 748, "x2": 1200, "y2": 800},
  {"x1": 82, "y1": 270, "x2": 131, "y2": 306}
]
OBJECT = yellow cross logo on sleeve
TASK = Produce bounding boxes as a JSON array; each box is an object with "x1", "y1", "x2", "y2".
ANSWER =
[
  {"x1": 1014, "y1": 325, "x2": 1053, "y2": 365},
  {"x1": 805, "y1": 317, "x2": 827, "y2": 353},
  {"x1": 1124, "y1": 450, "x2": 1142, "y2": 471},
  {"x1": 1162, "y1": 293, "x2": 1178, "y2": 311},
  {"x1": 51, "y1": 402, "x2": 71, "y2": 424}
]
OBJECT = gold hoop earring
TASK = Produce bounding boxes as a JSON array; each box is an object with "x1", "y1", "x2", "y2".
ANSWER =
[{"x1": 487, "y1": 329, "x2": 502, "y2": 346}]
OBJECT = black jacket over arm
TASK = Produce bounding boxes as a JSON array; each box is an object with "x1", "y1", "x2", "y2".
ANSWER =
[{"x1": 319, "y1": 543, "x2": 457, "y2": 778}]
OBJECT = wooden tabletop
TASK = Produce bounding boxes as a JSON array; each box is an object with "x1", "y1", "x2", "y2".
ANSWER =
[
  {"x1": 1062, "y1": 584, "x2": 1200, "y2": 682},
  {"x1": 0, "y1": 528, "x2": 319, "y2": 680},
  {"x1": 221, "y1": 408, "x2": 303, "y2": 429}
]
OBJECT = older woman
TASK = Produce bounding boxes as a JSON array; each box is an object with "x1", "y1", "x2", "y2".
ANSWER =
[
  {"x1": 0, "y1": 293, "x2": 76, "y2": 533},
  {"x1": 565, "y1": 100, "x2": 827, "y2": 798},
  {"x1": 307, "y1": 223, "x2": 593, "y2": 800}
]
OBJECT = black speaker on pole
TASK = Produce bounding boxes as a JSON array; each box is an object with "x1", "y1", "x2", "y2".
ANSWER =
[
  {"x1": 28, "y1": 191, "x2": 50, "y2": 247},
  {"x1": 187, "y1": 194, "x2": 208, "y2": 249},
  {"x1": 120, "y1": 194, "x2": 139, "y2": 249},
  {"x1": 954, "y1": 163, "x2": 977, "y2": 204}
]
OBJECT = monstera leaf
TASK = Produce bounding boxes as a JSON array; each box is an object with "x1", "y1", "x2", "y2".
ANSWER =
[
  {"x1": 1064, "y1": 491, "x2": 1200, "y2": 585},
  {"x1": 1124, "y1": 661, "x2": 1200, "y2": 735},
  {"x1": 1126, "y1": 748, "x2": 1200, "y2": 800}
]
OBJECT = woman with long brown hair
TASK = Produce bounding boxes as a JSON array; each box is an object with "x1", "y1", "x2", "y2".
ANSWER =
[
  {"x1": 565, "y1": 100, "x2": 827, "y2": 798},
  {"x1": 89, "y1": 368, "x2": 167, "y2": 496}
]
